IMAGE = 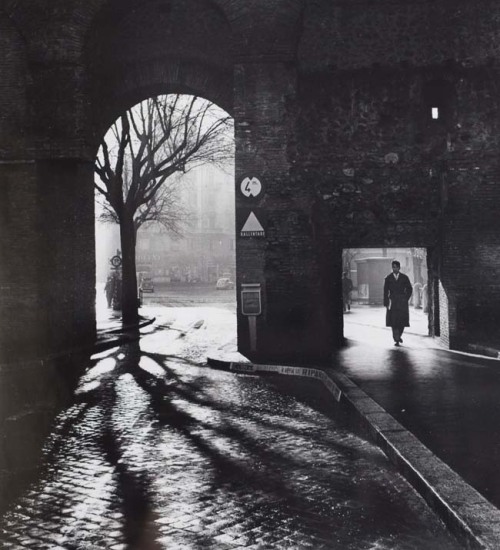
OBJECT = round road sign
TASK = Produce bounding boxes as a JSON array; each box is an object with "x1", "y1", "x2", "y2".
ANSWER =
[
  {"x1": 110, "y1": 255, "x2": 122, "y2": 268},
  {"x1": 240, "y1": 177, "x2": 263, "y2": 199}
]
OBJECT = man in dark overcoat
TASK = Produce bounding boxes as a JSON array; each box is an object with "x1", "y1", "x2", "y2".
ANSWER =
[{"x1": 383, "y1": 260, "x2": 413, "y2": 346}]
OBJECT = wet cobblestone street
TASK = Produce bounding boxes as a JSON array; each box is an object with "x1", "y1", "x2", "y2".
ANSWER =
[{"x1": 0, "y1": 315, "x2": 458, "y2": 549}]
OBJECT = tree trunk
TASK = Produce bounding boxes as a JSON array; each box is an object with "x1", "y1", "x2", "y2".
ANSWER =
[{"x1": 120, "y1": 215, "x2": 139, "y2": 324}]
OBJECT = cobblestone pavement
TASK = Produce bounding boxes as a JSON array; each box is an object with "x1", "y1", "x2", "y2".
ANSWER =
[{"x1": 0, "y1": 315, "x2": 459, "y2": 549}]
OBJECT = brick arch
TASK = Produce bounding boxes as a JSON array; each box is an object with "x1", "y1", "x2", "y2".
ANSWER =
[
  {"x1": 84, "y1": 0, "x2": 234, "y2": 62},
  {"x1": 12, "y1": 0, "x2": 301, "y2": 60},
  {"x1": 216, "y1": 0, "x2": 304, "y2": 59},
  {"x1": 0, "y1": 10, "x2": 29, "y2": 155},
  {"x1": 84, "y1": 0, "x2": 235, "y2": 150},
  {"x1": 90, "y1": 58, "x2": 233, "y2": 153},
  {"x1": 4, "y1": 0, "x2": 235, "y2": 65}
]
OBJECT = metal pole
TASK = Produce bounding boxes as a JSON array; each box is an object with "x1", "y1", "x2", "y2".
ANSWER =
[{"x1": 248, "y1": 315, "x2": 257, "y2": 351}]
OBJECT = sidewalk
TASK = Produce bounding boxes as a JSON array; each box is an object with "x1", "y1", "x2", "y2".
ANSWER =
[
  {"x1": 343, "y1": 304, "x2": 429, "y2": 337},
  {"x1": 346, "y1": 303, "x2": 500, "y2": 358}
]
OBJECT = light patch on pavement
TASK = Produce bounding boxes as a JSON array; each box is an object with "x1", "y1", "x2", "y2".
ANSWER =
[
  {"x1": 74, "y1": 380, "x2": 101, "y2": 395},
  {"x1": 81, "y1": 357, "x2": 117, "y2": 382},
  {"x1": 139, "y1": 356, "x2": 166, "y2": 378},
  {"x1": 91, "y1": 346, "x2": 119, "y2": 360}
]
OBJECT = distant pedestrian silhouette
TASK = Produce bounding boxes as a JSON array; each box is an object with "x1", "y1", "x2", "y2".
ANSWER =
[
  {"x1": 104, "y1": 275, "x2": 114, "y2": 308},
  {"x1": 342, "y1": 272, "x2": 353, "y2": 313}
]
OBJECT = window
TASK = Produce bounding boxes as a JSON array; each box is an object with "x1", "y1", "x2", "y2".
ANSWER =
[{"x1": 422, "y1": 78, "x2": 453, "y2": 123}]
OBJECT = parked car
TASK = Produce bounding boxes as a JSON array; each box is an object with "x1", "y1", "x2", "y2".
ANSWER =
[
  {"x1": 140, "y1": 276, "x2": 154, "y2": 292},
  {"x1": 216, "y1": 277, "x2": 235, "y2": 290}
]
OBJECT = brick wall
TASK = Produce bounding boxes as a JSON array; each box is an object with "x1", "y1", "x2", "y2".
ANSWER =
[
  {"x1": 0, "y1": 12, "x2": 28, "y2": 155},
  {"x1": 0, "y1": 163, "x2": 48, "y2": 359},
  {"x1": 439, "y1": 280, "x2": 451, "y2": 348},
  {"x1": 0, "y1": 351, "x2": 84, "y2": 514},
  {"x1": 36, "y1": 160, "x2": 96, "y2": 353},
  {"x1": 85, "y1": 0, "x2": 234, "y2": 143},
  {"x1": 299, "y1": 0, "x2": 500, "y2": 71},
  {"x1": 3, "y1": 0, "x2": 500, "y2": 510},
  {"x1": 295, "y1": 68, "x2": 443, "y2": 246},
  {"x1": 2, "y1": 0, "x2": 500, "y2": 364},
  {"x1": 294, "y1": 1, "x2": 500, "y2": 347},
  {"x1": 234, "y1": 60, "x2": 336, "y2": 362}
]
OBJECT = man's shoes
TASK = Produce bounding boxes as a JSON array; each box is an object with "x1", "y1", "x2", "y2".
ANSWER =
[
  {"x1": 399, "y1": 338, "x2": 403, "y2": 343},
  {"x1": 394, "y1": 341, "x2": 400, "y2": 346}
]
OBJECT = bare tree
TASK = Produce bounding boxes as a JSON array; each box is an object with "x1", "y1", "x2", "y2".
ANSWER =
[{"x1": 95, "y1": 94, "x2": 234, "y2": 323}]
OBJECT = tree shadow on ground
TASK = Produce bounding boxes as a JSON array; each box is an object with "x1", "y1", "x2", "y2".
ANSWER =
[
  {"x1": 0, "y1": 335, "x2": 459, "y2": 550},
  {"x1": 64, "y1": 338, "x2": 443, "y2": 549}
]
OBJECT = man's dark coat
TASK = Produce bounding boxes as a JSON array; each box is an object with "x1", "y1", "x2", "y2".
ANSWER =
[{"x1": 383, "y1": 272, "x2": 413, "y2": 328}]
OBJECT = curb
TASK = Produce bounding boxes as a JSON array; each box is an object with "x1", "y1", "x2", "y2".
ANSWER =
[
  {"x1": 466, "y1": 343, "x2": 500, "y2": 359},
  {"x1": 206, "y1": 355, "x2": 500, "y2": 549}
]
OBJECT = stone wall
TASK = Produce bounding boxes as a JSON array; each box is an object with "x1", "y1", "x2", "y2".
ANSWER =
[
  {"x1": 85, "y1": 0, "x2": 234, "y2": 143},
  {"x1": 299, "y1": 0, "x2": 500, "y2": 71},
  {"x1": 293, "y1": 0, "x2": 500, "y2": 349},
  {"x1": 0, "y1": 12, "x2": 28, "y2": 156},
  {"x1": 2, "y1": 0, "x2": 500, "y2": 510},
  {"x1": 1, "y1": 0, "x2": 499, "y2": 370},
  {"x1": 0, "y1": 353, "x2": 83, "y2": 514}
]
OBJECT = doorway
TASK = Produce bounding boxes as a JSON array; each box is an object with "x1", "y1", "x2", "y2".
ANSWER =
[{"x1": 342, "y1": 247, "x2": 430, "y2": 338}]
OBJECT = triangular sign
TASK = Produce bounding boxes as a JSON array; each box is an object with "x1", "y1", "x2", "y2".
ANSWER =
[{"x1": 240, "y1": 211, "x2": 265, "y2": 237}]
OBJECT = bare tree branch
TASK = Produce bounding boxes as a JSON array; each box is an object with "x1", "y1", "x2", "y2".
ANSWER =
[{"x1": 94, "y1": 93, "x2": 234, "y2": 322}]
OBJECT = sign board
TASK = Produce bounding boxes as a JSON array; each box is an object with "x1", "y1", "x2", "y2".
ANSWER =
[
  {"x1": 110, "y1": 255, "x2": 122, "y2": 268},
  {"x1": 241, "y1": 284, "x2": 262, "y2": 316},
  {"x1": 240, "y1": 177, "x2": 263, "y2": 199},
  {"x1": 237, "y1": 208, "x2": 266, "y2": 238}
]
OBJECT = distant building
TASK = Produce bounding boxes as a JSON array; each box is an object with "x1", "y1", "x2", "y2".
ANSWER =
[
  {"x1": 136, "y1": 164, "x2": 235, "y2": 283},
  {"x1": 344, "y1": 248, "x2": 427, "y2": 305}
]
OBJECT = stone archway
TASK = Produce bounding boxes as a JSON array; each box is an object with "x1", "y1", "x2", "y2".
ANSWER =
[
  {"x1": 84, "y1": 0, "x2": 237, "y2": 330},
  {"x1": 84, "y1": 0, "x2": 234, "y2": 144},
  {"x1": 84, "y1": 0, "x2": 321, "y2": 365},
  {"x1": 5, "y1": 0, "x2": 500, "y2": 513},
  {"x1": 1, "y1": 0, "x2": 313, "y2": 365},
  {"x1": 89, "y1": 59, "x2": 233, "y2": 154}
]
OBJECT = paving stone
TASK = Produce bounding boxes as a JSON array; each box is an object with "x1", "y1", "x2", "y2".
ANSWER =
[{"x1": 0, "y1": 336, "x2": 462, "y2": 549}]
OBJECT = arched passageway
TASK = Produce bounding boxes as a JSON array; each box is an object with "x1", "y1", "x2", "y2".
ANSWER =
[
  {"x1": 4, "y1": 0, "x2": 500, "y2": 512},
  {"x1": 340, "y1": 247, "x2": 433, "y2": 344},
  {"x1": 94, "y1": 93, "x2": 235, "y2": 324},
  {"x1": 2, "y1": 0, "x2": 500, "y2": 364}
]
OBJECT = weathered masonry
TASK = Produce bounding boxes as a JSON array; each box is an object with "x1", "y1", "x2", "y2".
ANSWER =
[{"x1": 2, "y1": 0, "x2": 500, "y2": 509}]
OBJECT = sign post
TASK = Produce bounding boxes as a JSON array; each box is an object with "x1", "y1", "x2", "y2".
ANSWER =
[
  {"x1": 241, "y1": 283, "x2": 262, "y2": 352},
  {"x1": 238, "y1": 177, "x2": 265, "y2": 352}
]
